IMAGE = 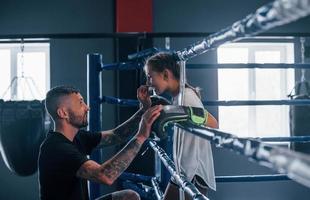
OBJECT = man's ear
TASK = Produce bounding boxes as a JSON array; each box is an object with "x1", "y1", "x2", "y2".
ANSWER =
[
  {"x1": 56, "y1": 107, "x2": 69, "y2": 119},
  {"x1": 163, "y1": 69, "x2": 169, "y2": 80}
]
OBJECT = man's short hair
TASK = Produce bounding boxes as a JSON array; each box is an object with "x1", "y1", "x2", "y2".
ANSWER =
[{"x1": 45, "y1": 86, "x2": 80, "y2": 120}]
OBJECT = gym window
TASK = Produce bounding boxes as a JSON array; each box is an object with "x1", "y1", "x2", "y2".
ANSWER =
[
  {"x1": 0, "y1": 42, "x2": 50, "y2": 100},
  {"x1": 217, "y1": 41, "x2": 295, "y2": 138}
]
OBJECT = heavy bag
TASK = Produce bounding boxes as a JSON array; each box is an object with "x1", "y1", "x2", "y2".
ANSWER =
[
  {"x1": 0, "y1": 100, "x2": 46, "y2": 176},
  {"x1": 288, "y1": 81, "x2": 310, "y2": 153}
]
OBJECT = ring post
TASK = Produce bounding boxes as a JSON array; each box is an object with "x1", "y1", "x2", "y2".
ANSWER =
[{"x1": 87, "y1": 53, "x2": 103, "y2": 200}]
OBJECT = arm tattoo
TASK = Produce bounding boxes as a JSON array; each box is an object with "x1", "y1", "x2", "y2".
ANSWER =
[
  {"x1": 98, "y1": 133, "x2": 123, "y2": 147},
  {"x1": 113, "y1": 109, "x2": 144, "y2": 141},
  {"x1": 100, "y1": 138, "x2": 142, "y2": 181},
  {"x1": 97, "y1": 109, "x2": 143, "y2": 148}
]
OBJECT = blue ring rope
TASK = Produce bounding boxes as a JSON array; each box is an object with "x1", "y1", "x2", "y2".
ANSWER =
[
  {"x1": 202, "y1": 99, "x2": 310, "y2": 106},
  {"x1": 101, "y1": 63, "x2": 310, "y2": 71},
  {"x1": 101, "y1": 95, "x2": 310, "y2": 107},
  {"x1": 120, "y1": 172, "x2": 290, "y2": 183}
]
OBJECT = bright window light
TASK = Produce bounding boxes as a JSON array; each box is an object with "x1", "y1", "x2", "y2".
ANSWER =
[
  {"x1": 217, "y1": 42, "x2": 295, "y2": 138},
  {"x1": 17, "y1": 52, "x2": 47, "y2": 100},
  {"x1": 0, "y1": 43, "x2": 50, "y2": 100}
]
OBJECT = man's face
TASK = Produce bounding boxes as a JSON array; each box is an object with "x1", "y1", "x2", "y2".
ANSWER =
[{"x1": 66, "y1": 93, "x2": 90, "y2": 128}]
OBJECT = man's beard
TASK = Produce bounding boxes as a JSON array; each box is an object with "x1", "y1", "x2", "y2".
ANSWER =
[{"x1": 68, "y1": 110, "x2": 88, "y2": 128}]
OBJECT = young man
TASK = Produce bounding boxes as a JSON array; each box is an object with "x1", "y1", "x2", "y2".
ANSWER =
[{"x1": 38, "y1": 85, "x2": 162, "y2": 200}]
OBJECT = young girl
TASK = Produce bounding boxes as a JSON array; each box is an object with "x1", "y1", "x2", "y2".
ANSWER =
[{"x1": 144, "y1": 52, "x2": 218, "y2": 199}]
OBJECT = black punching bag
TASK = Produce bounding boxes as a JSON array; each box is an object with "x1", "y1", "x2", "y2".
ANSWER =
[
  {"x1": 289, "y1": 81, "x2": 310, "y2": 154},
  {"x1": 0, "y1": 100, "x2": 46, "y2": 176}
]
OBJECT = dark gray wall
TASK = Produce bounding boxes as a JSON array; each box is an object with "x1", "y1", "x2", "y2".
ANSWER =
[
  {"x1": 0, "y1": 1, "x2": 115, "y2": 199},
  {"x1": 153, "y1": 0, "x2": 310, "y2": 33},
  {"x1": 0, "y1": 0, "x2": 113, "y2": 35},
  {"x1": 153, "y1": 0, "x2": 310, "y2": 200}
]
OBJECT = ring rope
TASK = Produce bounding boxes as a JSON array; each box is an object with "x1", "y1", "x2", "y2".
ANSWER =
[
  {"x1": 176, "y1": 0, "x2": 310, "y2": 61},
  {"x1": 149, "y1": 140, "x2": 209, "y2": 200},
  {"x1": 175, "y1": 122, "x2": 310, "y2": 189}
]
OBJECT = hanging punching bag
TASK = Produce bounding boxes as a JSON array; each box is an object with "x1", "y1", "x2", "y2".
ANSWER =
[
  {"x1": 289, "y1": 81, "x2": 310, "y2": 154},
  {"x1": 0, "y1": 100, "x2": 46, "y2": 176}
]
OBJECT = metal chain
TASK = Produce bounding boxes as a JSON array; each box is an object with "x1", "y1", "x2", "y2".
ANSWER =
[
  {"x1": 165, "y1": 37, "x2": 170, "y2": 50},
  {"x1": 300, "y1": 37, "x2": 306, "y2": 82}
]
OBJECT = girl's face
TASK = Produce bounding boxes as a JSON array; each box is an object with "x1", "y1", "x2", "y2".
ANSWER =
[{"x1": 145, "y1": 65, "x2": 168, "y2": 95}]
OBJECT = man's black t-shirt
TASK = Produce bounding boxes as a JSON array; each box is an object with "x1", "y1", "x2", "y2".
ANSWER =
[{"x1": 38, "y1": 130, "x2": 101, "y2": 200}]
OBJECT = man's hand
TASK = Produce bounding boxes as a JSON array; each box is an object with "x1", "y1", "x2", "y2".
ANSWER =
[
  {"x1": 136, "y1": 105, "x2": 162, "y2": 143},
  {"x1": 137, "y1": 85, "x2": 151, "y2": 111},
  {"x1": 77, "y1": 106, "x2": 162, "y2": 185}
]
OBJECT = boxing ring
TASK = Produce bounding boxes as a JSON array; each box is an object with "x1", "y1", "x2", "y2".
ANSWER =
[{"x1": 87, "y1": 0, "x2": 310, "y2": 199}]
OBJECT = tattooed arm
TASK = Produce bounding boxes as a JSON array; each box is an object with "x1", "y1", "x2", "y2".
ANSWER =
[
  {"x1": 96, "y1": 108, "x2": 144, "y2": 148},
  {"x1": 77, "y1": 105, "x2": 162, "y2": 185},
  {"x1": 77, "y1": 137, "x2": 143, "y2": 185},
  {"x1": 97, "y1": 86, "x2": 151, "y2": 148}
]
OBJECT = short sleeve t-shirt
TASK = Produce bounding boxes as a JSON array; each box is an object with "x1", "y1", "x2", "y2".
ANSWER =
[
  {"x1": 173, "y1": 88, "x2": 216, "y2": 191},
  {"x1": 38, "y1": 130, "x2": 101, "y2": 200}
]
